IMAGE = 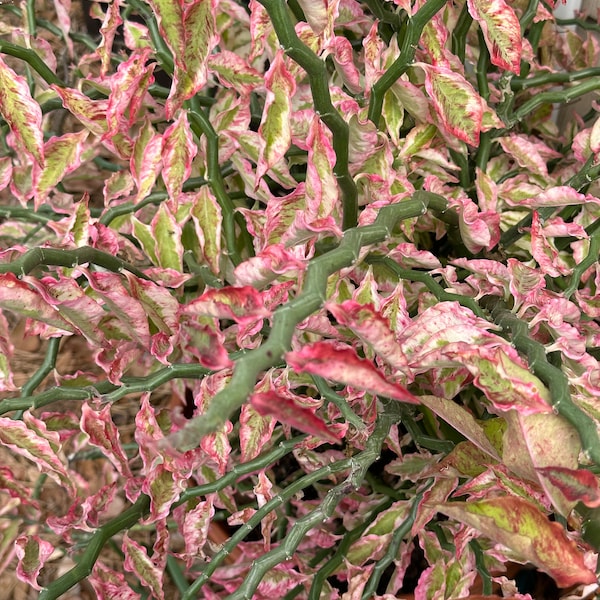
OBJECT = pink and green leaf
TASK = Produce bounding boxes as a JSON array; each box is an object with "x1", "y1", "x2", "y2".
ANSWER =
[
  {"x1": 257, "y1": 50, "x2": 295, "y2": 181},
  {"x1": 0, "y1": 56, "x2": 44, "y2": 167},
  {"x1": 467, "y1": 0, "x2": 522, "y2": 73},
  {"x1": 436, "y1": 496, "x2": 598, "y2": 587},
  {"x1": 123, "y1": 534, "x2": 165, "y2": 600},
  {"x1": 416, "y1": 63, "x2": 483, "y2": 146},
  {"x1": 0, "y1": 414, "x2": 74, "y2": 493},
  {"x1": 536, "y1": 466, "x2": 600, "y2": 508},
  {"x1": 15, "y1": 535, "x2": 54, "y2": 590}
]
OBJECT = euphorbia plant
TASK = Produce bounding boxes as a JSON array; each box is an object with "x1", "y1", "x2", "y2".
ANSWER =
[{"x1": 0, "y1": 0, "x2": 599, "y2": 598}]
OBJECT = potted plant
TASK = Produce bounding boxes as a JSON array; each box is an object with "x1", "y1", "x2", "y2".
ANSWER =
[{"x1": 0, "y1": 0, "x2": 598, "y2": 598}]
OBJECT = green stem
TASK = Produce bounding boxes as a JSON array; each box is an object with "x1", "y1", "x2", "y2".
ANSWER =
[
  {"x1": 480, "y1": 297, "x2": 600, "y2": 465},
  {"x1": 38, "y1": 437, "x2": 304, "y2": 600},
  {"x1": 0, "y1": 363, "x2": 211, "y2": 415},
  {"x1": 368, "y1": 0, "x2": 447, "y2": 126},
  {"x1": 166, "y1": 192, "x2": 449, "y2": 451},
  {"x1": 0, "y1": 40, "x2": 64, "y2": 87},
  {"x1": 186, "y1": 406, "x2": 399, "y2": 600},
  {"x1": 563, "y1": 230, "x2": 600, "y2": 299},
  {"x1": 187, "y1": 110, "x2": 244, "y2": 266},
  {"x1": 506, "y1": 78, "x2": 600, "y2": 128},
  {"x1": 20, "y1": 337, "x2": 60, "y2": 398},
  {"x1": 311, "y1": 375, "x2": 366, "y2": 432},
  {"x1": 0, "y1": 246, "x2": 150, "y2": 280},
  {"x1": 511, "y1": 68, "x2": 600, "y2": 91},
  {"x1": 451, "y1": 3, "x2": 473, "y2": 64},
  {"x1": 361, "y1": 481, "x2": 431, "y2": 600},
  {"x1": 25, "y1": 0, "x2": 36, "y2": 37},
  {"x1": 555, "y1": 17, "x2": 600, "y2": 33},
  {"x1": 38, "y1": 495, "x2": 152, "y2": 600},
  {"x1": 365, "y1": 256, "x2": 487, "y2": 318},
  {"x1": 257, "y1": 0, "x2": 358, "y2": 230},
  {"x1": 308, "y1": 497, "x2": 393, "y2": 599}
]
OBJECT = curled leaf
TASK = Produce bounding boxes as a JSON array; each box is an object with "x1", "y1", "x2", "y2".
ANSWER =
[
  {"x1": 286, "y1": 342, "x2": 419, "y2": 404},
  {"x1": 251, "y1": 390, "x2": 340, "y2": 443},
  {"x1": 536, "y1": 466, "x2": 600, "y2": 508},
  {"x1": 437, "y1": 496, "x2": 597, "y2": 587}
]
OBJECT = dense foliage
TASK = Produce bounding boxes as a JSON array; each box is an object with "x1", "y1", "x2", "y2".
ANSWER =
[{"x1": 0, "y1": 0, "x2": 599, "y2": 598}]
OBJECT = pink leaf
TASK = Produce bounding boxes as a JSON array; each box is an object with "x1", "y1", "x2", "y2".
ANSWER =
[
  {"x1": 326, "y1": 301, "x2": 408, "y2": 370},
  {"x1": 233, "y1": 244, "x2": 306, "y2": 287},
  {"x1": 130, "y1": 118, "x2": 163, "y2": 202},
  {"x1": 164, "y1": 0, "x2": 219, "y2": 117},
  {"x1": 15, "y1": 535, "x2": 54, "y2": 590},
  {"x1": 0, "y1": 56, "x2": 44, "y2": 167},
  {"x1": 81, "y1": 403, "x2": 133, "y2": 479},
  {"x1": 530, "y1": 211, "x2": 570, "y2": 277},
  {"x1": 190, "y1": 187, "x2": 223, "y2": 275},
  {"x1": 0, "y1": 413, "x2": 74, "y2": 493},
  {"x1": 52, "y1": 86, "x2": 109, "y2": 136},
  {"x1": 305, "y1": 115, "x2": 339, "y2": 219},
  {"x1": 90, "y1": 562, "x2": 141, "y2": 600},
  {"x1": 184, "y1": 286, "x2": 270, "y2": 325},
  {"x1": 295, "y1": 0, "x2": 333, "y2": 34},
  {"x1": 502, "y1": 410, "x2": 582, "y2": 515},
  {"x1": 180, "y1": 319, "x2": 233, "y2": 370},
  {"x1": 143, "y1": 464, "x2": 186, "y2": 522},
  {"x1": 86, "y1": 271, "x2": 151, "y2": 345},
  {"x1": 105, "y1": 48, "x2": 155, "y2": 136},
  {"x1": 33, "y1": 130, "x2": 88, "y2": 209},
  {"x1": 455, "y1": 345, "x2": 554, "y2": 414},
  {"x1": 0, "y1": 273, "x2": 73, "y2": 333},
  {"x1": 207, "y1": 51, "x2": 263, "y2": 96},
  {"x1": 467, "y1": 0, "x2": 522, "y2": 72},
  {"x1": 251, "y1": 390, "x2": 341, "y2": 443},
  {"x1": 286, "y1": 342, "x2": 420, "y2": 403},
  {"x1": 536, "y1": 466, "x2": 600, "y2": 508},
  {"x1": 497, "y1": 134, "x2": 561, "y2": 178},
  {"x1": 173, "y1": 497, "x2": 214, "y2": 567}
]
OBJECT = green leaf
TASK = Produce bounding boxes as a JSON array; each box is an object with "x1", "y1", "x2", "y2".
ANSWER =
[{"x1": 151, "y1": 203, "x2": 183, "y2": 271}]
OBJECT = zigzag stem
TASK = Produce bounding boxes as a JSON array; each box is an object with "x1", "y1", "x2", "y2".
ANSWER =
[
  {"x1": 0, "y1": 246, "x2": 150, "y2": 280},
  {"x1": 187, "y1": 109, "x2": 248, "y2": 266},
  {"x1": 360, "y1": 480, "x2": 431, "y2": 600},
  {"x1": 307, "y1": 496, "x2": 394, "y2": 599},
  {"x1": 364, "y1": 256, "x2": 487, "y2": 318},
  {"x1": 38, "y1": 436, "x2": 305, "y2": 600},
  {"x1": 0, "y1": 363, "x2": 212, "y2": 415},
  {"x1": 257, "y1": 0, "x2": 358, "y2": 230},
  {"x1": 166, "y1": 191, "x2": 448, "y2": 451},
  {"x1": 184, "y1": 404, "x2": 400, "y2": 600},
  {"x1": 367, "y1": 0, "x2": 447, "y2": 126},
  {"x1": 480, "y1": 297, "x2": 600, "y2": 465}
]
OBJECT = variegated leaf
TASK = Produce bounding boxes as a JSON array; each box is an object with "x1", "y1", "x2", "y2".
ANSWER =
[
  {"x1": 286, "y1": 342, "x2": 420, "y2": 403},
  {"x1": 437, "y1": 497, "x2": 597, "y2": 587},
  {"x1": 0, "y1": 55, "x2": 44, "y2": 167},
  {"x1": 416, "y1": 63, "x2": 483, "y2": 146},
  {"x1": 467, "y1": 0, "x2": 522, "y2": 73}
]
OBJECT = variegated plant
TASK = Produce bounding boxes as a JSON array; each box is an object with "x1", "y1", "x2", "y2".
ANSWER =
[{"x1": 0, "y1": 0, "x2": 598, "y2": 598}]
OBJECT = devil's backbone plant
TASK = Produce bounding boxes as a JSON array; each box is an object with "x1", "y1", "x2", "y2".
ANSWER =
[{"x1": 0, "y1": 0, "x2": 599, "y2": 598}]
